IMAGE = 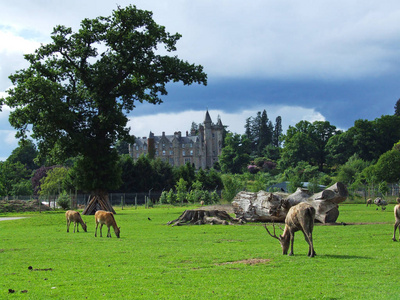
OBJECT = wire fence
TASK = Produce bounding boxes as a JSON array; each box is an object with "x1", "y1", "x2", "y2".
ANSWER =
[
  {"x1": 0, "y1": 190, "x2": 222, "y2": 209},
  {"x1": 2, "y1": 183, "x2": 399, "y2": 208}
]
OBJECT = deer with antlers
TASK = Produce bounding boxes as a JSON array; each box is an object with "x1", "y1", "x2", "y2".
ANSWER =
[{"x1": 264, "y1": 202, "x2": 316, "y2": 257}]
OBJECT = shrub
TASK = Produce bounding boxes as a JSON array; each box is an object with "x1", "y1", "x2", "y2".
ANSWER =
[
  {"x1": 57, "y1": 192, "x2": 71, "y2": 210},
  {"x1": 159, "y1": 191, "x2": 168, "y2": 204}
]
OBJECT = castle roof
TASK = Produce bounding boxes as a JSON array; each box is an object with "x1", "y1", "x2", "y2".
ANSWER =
[{"x1": 204, "y1": 110, "x2": 212, "y2": 123}]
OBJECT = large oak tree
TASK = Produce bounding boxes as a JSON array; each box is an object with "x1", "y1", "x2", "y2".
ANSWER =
[{"x1": 1, "y1": 5, "x2": 207, "y2": 212}]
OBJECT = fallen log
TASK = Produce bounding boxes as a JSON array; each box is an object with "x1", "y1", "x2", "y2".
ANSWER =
[
  {"x1": 232, "y1": 182, "x2": 348, "y2": 223},
  {"x1": 167, "y1": 209, "x2": 245, "y2": 226}
]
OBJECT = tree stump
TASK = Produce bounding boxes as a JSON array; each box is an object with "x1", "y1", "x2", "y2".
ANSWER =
[
  {"x1": 167, "y1": 210, "x2": 245, "y2": 226},
  {"x1": 232, "y1": 182, "x2": 348, "y2": 223}
]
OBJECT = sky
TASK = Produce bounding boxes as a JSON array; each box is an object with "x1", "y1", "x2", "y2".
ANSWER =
[{"x1": 1, "y1": 1, "x2": 400, "y2": 160}]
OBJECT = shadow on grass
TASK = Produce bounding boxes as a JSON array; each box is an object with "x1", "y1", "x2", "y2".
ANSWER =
[{"x1": 320, "y1": 254, "x2": 372, "y2": 259}]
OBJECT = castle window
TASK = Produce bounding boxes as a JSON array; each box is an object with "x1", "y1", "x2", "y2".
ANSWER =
[
  {"x1": 182, "y1": 144, "x2": 185, "y2": 148},
  {"x1": 190, "y1": 143, "x2": 193, "y2": 148},
  {"x1": 156, "y1": 151, "x2": 158, "y2": 155},
  {"x1": 182, "y1": 150, "x2": 186, "y2": 156},
  {"x1": 184, "y1": 158, "x2": 191, "y2": 164},
  {"x1": 190, "y1": 150, "x2": 193, "y2": 156},
  {"x1": 169, "y1": 150, "x2": 173, "y2": 155},
  {"x1": 162, "y1": 150, "x2": 166, "y2": 156},
  {"x1": 144, "y1": 145, "x2": 147, "y2": 150},
  {"x1": 135, "y1": 145, "x2": 139, "y2": 150}
]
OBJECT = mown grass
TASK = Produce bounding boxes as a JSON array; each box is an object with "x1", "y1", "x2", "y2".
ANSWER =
[{"x1": 1, "y1": 204, "x2": 400, "y2": 299}]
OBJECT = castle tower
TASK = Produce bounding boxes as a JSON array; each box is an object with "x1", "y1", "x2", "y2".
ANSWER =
[{"x1": 203, "y1": 110, "x2": 224, "y2": 168}]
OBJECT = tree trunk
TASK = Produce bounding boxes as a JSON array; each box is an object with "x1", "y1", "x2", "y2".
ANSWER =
[
  {"x1": 82, "y1": 190, "x2": 116, "y2": 215},
  {"x1": 232, "y1": 182, "x2": 348, "y2": 223}
]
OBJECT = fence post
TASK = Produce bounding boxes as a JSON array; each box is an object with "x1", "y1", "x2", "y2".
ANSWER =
[
  {"x1": 121, "y1": 196, "x2": 124, "y2": 210},
  {"x1": 135, "y1": 194, "x2": 137, "y2": 210}
]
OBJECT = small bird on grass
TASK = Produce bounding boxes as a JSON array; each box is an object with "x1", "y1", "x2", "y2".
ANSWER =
[{"x1": 148, "y1": 217, "x2": 151, "y2": 221}]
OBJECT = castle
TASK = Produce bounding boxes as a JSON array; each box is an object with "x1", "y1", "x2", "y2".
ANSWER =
[{"x1": 129, "y1": 111, "x2": 224, "y2": 169}]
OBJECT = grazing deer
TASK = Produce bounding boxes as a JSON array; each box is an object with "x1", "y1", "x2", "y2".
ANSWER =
[
  {"x1": 366, "y1": 198, "x2": 372, "y2": 207},
  {"x1": 392, "y1": 203, "x2": 400, "y2": 241},
  {"x1": 374, "y1": 197, "x2": 387, "y2": 210},
  {"x1": 95, "y1": 210, "x2": 120, "y2": 238},
  {"x1": 66, "y1": 210, "x2": 87, "y2": 233},
  {"x1": 264, "y1": 202, "x2": 316, "y2": 257}
]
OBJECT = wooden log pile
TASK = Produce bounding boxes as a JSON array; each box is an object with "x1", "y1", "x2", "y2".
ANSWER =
[
  {"x1": 82, "y1": 195, "x2": 116, "y2": 215},
  {"x1": 232, "y1": 182, "x2": 348, "y2": 223}
]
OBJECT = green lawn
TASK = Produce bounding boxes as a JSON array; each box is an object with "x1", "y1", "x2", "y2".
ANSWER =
[{"x1": 1, "y1": 204, "x2": 399, "y2": 299}]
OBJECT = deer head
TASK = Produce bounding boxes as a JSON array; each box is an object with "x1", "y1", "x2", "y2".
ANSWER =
[
  {"x1": 264, "y1": 223, "x2": 290, "y2": 255},
  {"x1": 82, "y1": 222, "x2": 87, "y2": 232},
  {"x1": 114, "y1": 226, "x2": 121, "y2": 238}
]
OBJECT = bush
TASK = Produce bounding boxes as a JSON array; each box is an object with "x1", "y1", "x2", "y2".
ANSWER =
[
  {"x1": 159, "y1": 191, "x2": 168, "y2": 204},
  {"x1": 167, "y1": 189, "x2": 177, "y2": 204},
  {"x1": 57, "y1": 192, "x2": 71, "y2": 210}
]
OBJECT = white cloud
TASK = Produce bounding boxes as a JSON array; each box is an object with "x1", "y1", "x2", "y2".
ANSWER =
[{"x1": 127, "y1": 105, "x2": 325, "y2": 138}]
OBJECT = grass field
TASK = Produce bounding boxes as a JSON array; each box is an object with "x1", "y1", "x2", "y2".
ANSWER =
[{"x1": 1, "y1": 203, "x2": 400, "y2": 299}]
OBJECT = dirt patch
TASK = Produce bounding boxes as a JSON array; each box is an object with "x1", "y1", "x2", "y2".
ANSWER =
[
  {"x1": 217, "y1": 258, "x2": 271, "y2": 266},
  {"x1": 0, "y1": 199, "x2": 51, "y2": 213}
]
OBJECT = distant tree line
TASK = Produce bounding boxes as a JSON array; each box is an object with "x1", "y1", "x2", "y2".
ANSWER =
[{"x1": 2, "y1": 104, "x2": 400, "y2": 201}]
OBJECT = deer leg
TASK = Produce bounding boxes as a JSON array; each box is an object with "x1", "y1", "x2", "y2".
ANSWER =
[
  {"x1": 393, "y1": 221, "x2": 400, "y2": 241},
  {"x1": 66, "y1": 219, "x2": 70, "y2": 232},
  {"x1": 289, "y1": 233, "x2": 294, "y2": 256},
  {"x1": 95, "y1": 222, "x2": 98, "y2": 237},
  {"x1": 306, "y1": 233, "x2": 316, "y2": 257},
  {"x1": 107, "y1": 226, "x2": 111, "y2": 238},
  {"x1": 100, "y1": 224, "x2": 103, "y2": 237},
  {"x1": 76, "y1": 222, "x2": 79, "y2": 232},
  {"x1": 73, "y1": 222, "x2": 76, "y2": 233}
]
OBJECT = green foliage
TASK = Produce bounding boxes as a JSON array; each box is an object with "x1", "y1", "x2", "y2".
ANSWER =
[
  {"x1": 336, "y1": 154, "x2": 370, "y2": 186},
  {"x1": 175, "y1": 178, "x2": 188, "y2": 204},
  {"x1": 166, "y1": 189, "x2": 177, "y2": 204},
  {"x1": 211, "y1": 190, "x2": 220, "y2": 203},
  {"x1": 378, "y1": 181, "x2": 389, "y2": 197},
  {"x1": 287, "y1": 175, "x2": 304, "y2": 193},
  {"x1": 221, "y1": 174, "x2": 243, "y2": 202},
  {"x1": 219, "y1": 133, "x2": 251, "y2": 173},
  {"x1": 39, "y1": 166, "x2": 69, "y2": 196},
  {"x1": 57, "y1": 191, "x2": 71, "y2": 210},
  {"x1": 11, "y1": 180, "x2": 33, "y2": 197},
  {"x1": 374, "y1": 149, "x2": 400, "y2": 183},
  {"x1": 159, "y1": 191, "x2": 168, "y2": 204},
  {"x1": 307, "y1": 177, "x2": 320, "y2": 194},
  {"x1": 174, "y1": 162, "x2": 196, "y2": 187},
  {"x1": 1, "y1": 5, "x2": 206, "y2": 196},
  {"x1": 0, "y1": 161, "x2": 32, "y2": 197},
  {"x1": 280, "y1": 120, "x2": 337, "y2": 170},
  {"x1": 6, "y1": 140, "x2": 38, "y2": 171}
]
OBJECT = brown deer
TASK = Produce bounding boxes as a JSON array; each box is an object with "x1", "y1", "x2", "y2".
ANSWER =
[
  {"x1": 366, "y1": 198, "x2": 372, "y2": 207},
  {"x1": 392, "y1": 199, "x2": 400, "y2": 241},
  {"x1": 95, "y1": 210, "x2": 120, "y2": 238},
  {"x1": 264, "y1": 202, "x2": 316, "y2": 257},
  {"x1": 66, "y1": 210, "x2": 87, "y2": 233}
]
